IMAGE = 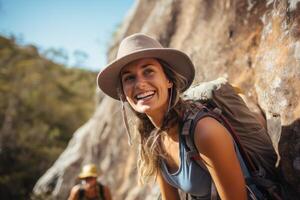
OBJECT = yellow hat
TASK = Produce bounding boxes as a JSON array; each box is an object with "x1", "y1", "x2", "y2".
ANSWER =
[{"x1": 78, "y1": 164, "x2": 101, "y2": 179}]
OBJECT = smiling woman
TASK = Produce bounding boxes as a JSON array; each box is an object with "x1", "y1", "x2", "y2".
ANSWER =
[{"x1": 96, "y1": 33, "x2": 278, "y2": 200}]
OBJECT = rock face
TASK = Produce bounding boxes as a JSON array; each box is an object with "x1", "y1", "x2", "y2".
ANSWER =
[{"x1": 34, "y1": 0, "x2": 300, "y2": 199}]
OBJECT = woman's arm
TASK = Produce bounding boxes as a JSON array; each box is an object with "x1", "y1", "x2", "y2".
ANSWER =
[
  {"x1": 194, "y1": 117, "x2": 247, "y2": 200},
  {"x1": 156, "y1": 170, "x2": 181, "y2": 200}
]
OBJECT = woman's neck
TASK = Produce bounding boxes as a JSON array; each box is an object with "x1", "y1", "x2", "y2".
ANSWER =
[
  {"x1": 146, "y1": 106, "x2": 168, "y2": 128},
  {"x1": 147, "y1": 113, "x2": 164, "y2": 128}
]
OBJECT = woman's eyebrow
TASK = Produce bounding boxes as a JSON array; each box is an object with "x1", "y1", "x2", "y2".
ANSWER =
[
  {"x1": 120, "y1": 70, "x2": 131, "y2": 76},
  {"x1": 121, "y1": 63, "x2": 153, "y2": 76},
  {"x1": 141, "y1": 63, "x2": 152, "y2": 69}
]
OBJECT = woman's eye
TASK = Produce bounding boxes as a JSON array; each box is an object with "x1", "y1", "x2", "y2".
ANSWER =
[
  {"x1": 144, "y1": 68, "x2": 154, "y2": 75},
  {"x1": 123, "y1": 75, "x2": 135, "y2": 83}
]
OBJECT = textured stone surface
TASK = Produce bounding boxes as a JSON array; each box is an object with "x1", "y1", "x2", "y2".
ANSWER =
[{"x1": 34, "y1": 0, "x2": 300, "y2": 199}]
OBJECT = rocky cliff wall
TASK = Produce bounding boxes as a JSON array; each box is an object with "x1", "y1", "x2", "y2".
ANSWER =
[{"x1": 34, "y1": 0, "x2": 300, "y2": 199}]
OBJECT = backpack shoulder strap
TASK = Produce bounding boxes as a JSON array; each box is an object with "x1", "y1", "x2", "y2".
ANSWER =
[
  {"x1": 181, "y1": 104, "x2": 220, "y2": 166},
  {"x1": 98, "y1": 183, "x2": 105, "y2": 200},
  {"x1": 182, "y1": 105, "x2": 220, "y2": 200},
  {"x1": 78, "y1": 186, "x2": 85, "y2": 200}
]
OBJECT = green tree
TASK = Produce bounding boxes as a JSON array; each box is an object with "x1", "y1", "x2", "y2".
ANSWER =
[{"x1": 0, "y1": 36, "x2": 97, "y2": 199}]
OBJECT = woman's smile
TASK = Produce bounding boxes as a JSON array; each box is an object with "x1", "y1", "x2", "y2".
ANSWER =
[
  {"x1": 135, "y1": 90, "x2": 155, "y2": 101},
  {"x1": 134, "y1": 90, "x2": 156, "y2": 108}
]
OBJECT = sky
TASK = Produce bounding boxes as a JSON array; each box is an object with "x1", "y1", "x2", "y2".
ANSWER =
[{"x1": 0, "y1": 0, "x2": 135, "y2": 71}]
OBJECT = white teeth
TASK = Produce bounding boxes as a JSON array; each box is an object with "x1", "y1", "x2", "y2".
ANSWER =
[{"x1": 136, "y1": 91, "x2": 154, "y2": 99}]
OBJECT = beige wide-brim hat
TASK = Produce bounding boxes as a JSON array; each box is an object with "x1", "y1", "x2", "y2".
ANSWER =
[
  {"x1": 97, "y1": 33, "x2": 195, "y2": 100},
  {"x1": 78, "y1": 164, "x2": 102, "y2": 179}
]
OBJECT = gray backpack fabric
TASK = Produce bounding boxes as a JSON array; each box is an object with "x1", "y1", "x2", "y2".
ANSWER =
[{"x1": 182, "y1": 78, "x2": 284, "y2": 200}]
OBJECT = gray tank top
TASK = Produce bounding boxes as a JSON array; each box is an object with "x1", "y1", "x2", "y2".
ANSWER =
[{"x1": 160, "y1": 135, "x2": 212, "y2": 199}]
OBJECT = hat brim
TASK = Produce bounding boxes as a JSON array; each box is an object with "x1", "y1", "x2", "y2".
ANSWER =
[
  {"x1": 78, "y1": 172, "x2": 98, "y2": 179},
  {"x1": 97, "y1": 48, "x2": 195, "y2": 100}
]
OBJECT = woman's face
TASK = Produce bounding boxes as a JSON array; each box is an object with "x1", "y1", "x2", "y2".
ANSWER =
[{"x1": 120, "y1": 58, "x2": 173, "y2": 117}]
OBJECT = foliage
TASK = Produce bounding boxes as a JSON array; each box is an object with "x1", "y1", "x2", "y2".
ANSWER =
[{"x1": 0, "y1": 36, "x2": 97, "y2": 199}]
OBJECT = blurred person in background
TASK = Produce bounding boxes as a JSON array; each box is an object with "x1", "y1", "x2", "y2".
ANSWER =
[{"x1": 68, "y1": 164, "x2": 112, "y2": 200}]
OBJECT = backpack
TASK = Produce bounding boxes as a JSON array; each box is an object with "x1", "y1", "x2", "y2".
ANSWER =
[
  {"x1": 182, "y1": 78, "x2": 285, "y2": 200},
  {"x1": 79, "y1": 183, "x2": 105, "y2": 200}
]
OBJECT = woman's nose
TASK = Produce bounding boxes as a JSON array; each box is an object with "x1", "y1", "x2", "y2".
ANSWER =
[{"x1": 135, "y1": 75, "x2": 147, "y2": 89}]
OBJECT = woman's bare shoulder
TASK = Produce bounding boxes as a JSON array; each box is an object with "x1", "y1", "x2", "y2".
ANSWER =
[
  {"x1": 193, "y1": 117, "x2": 247, "y2": 199},
  {"x1": 193, "y1": 117, "x2": 234, "y2": 156}
]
